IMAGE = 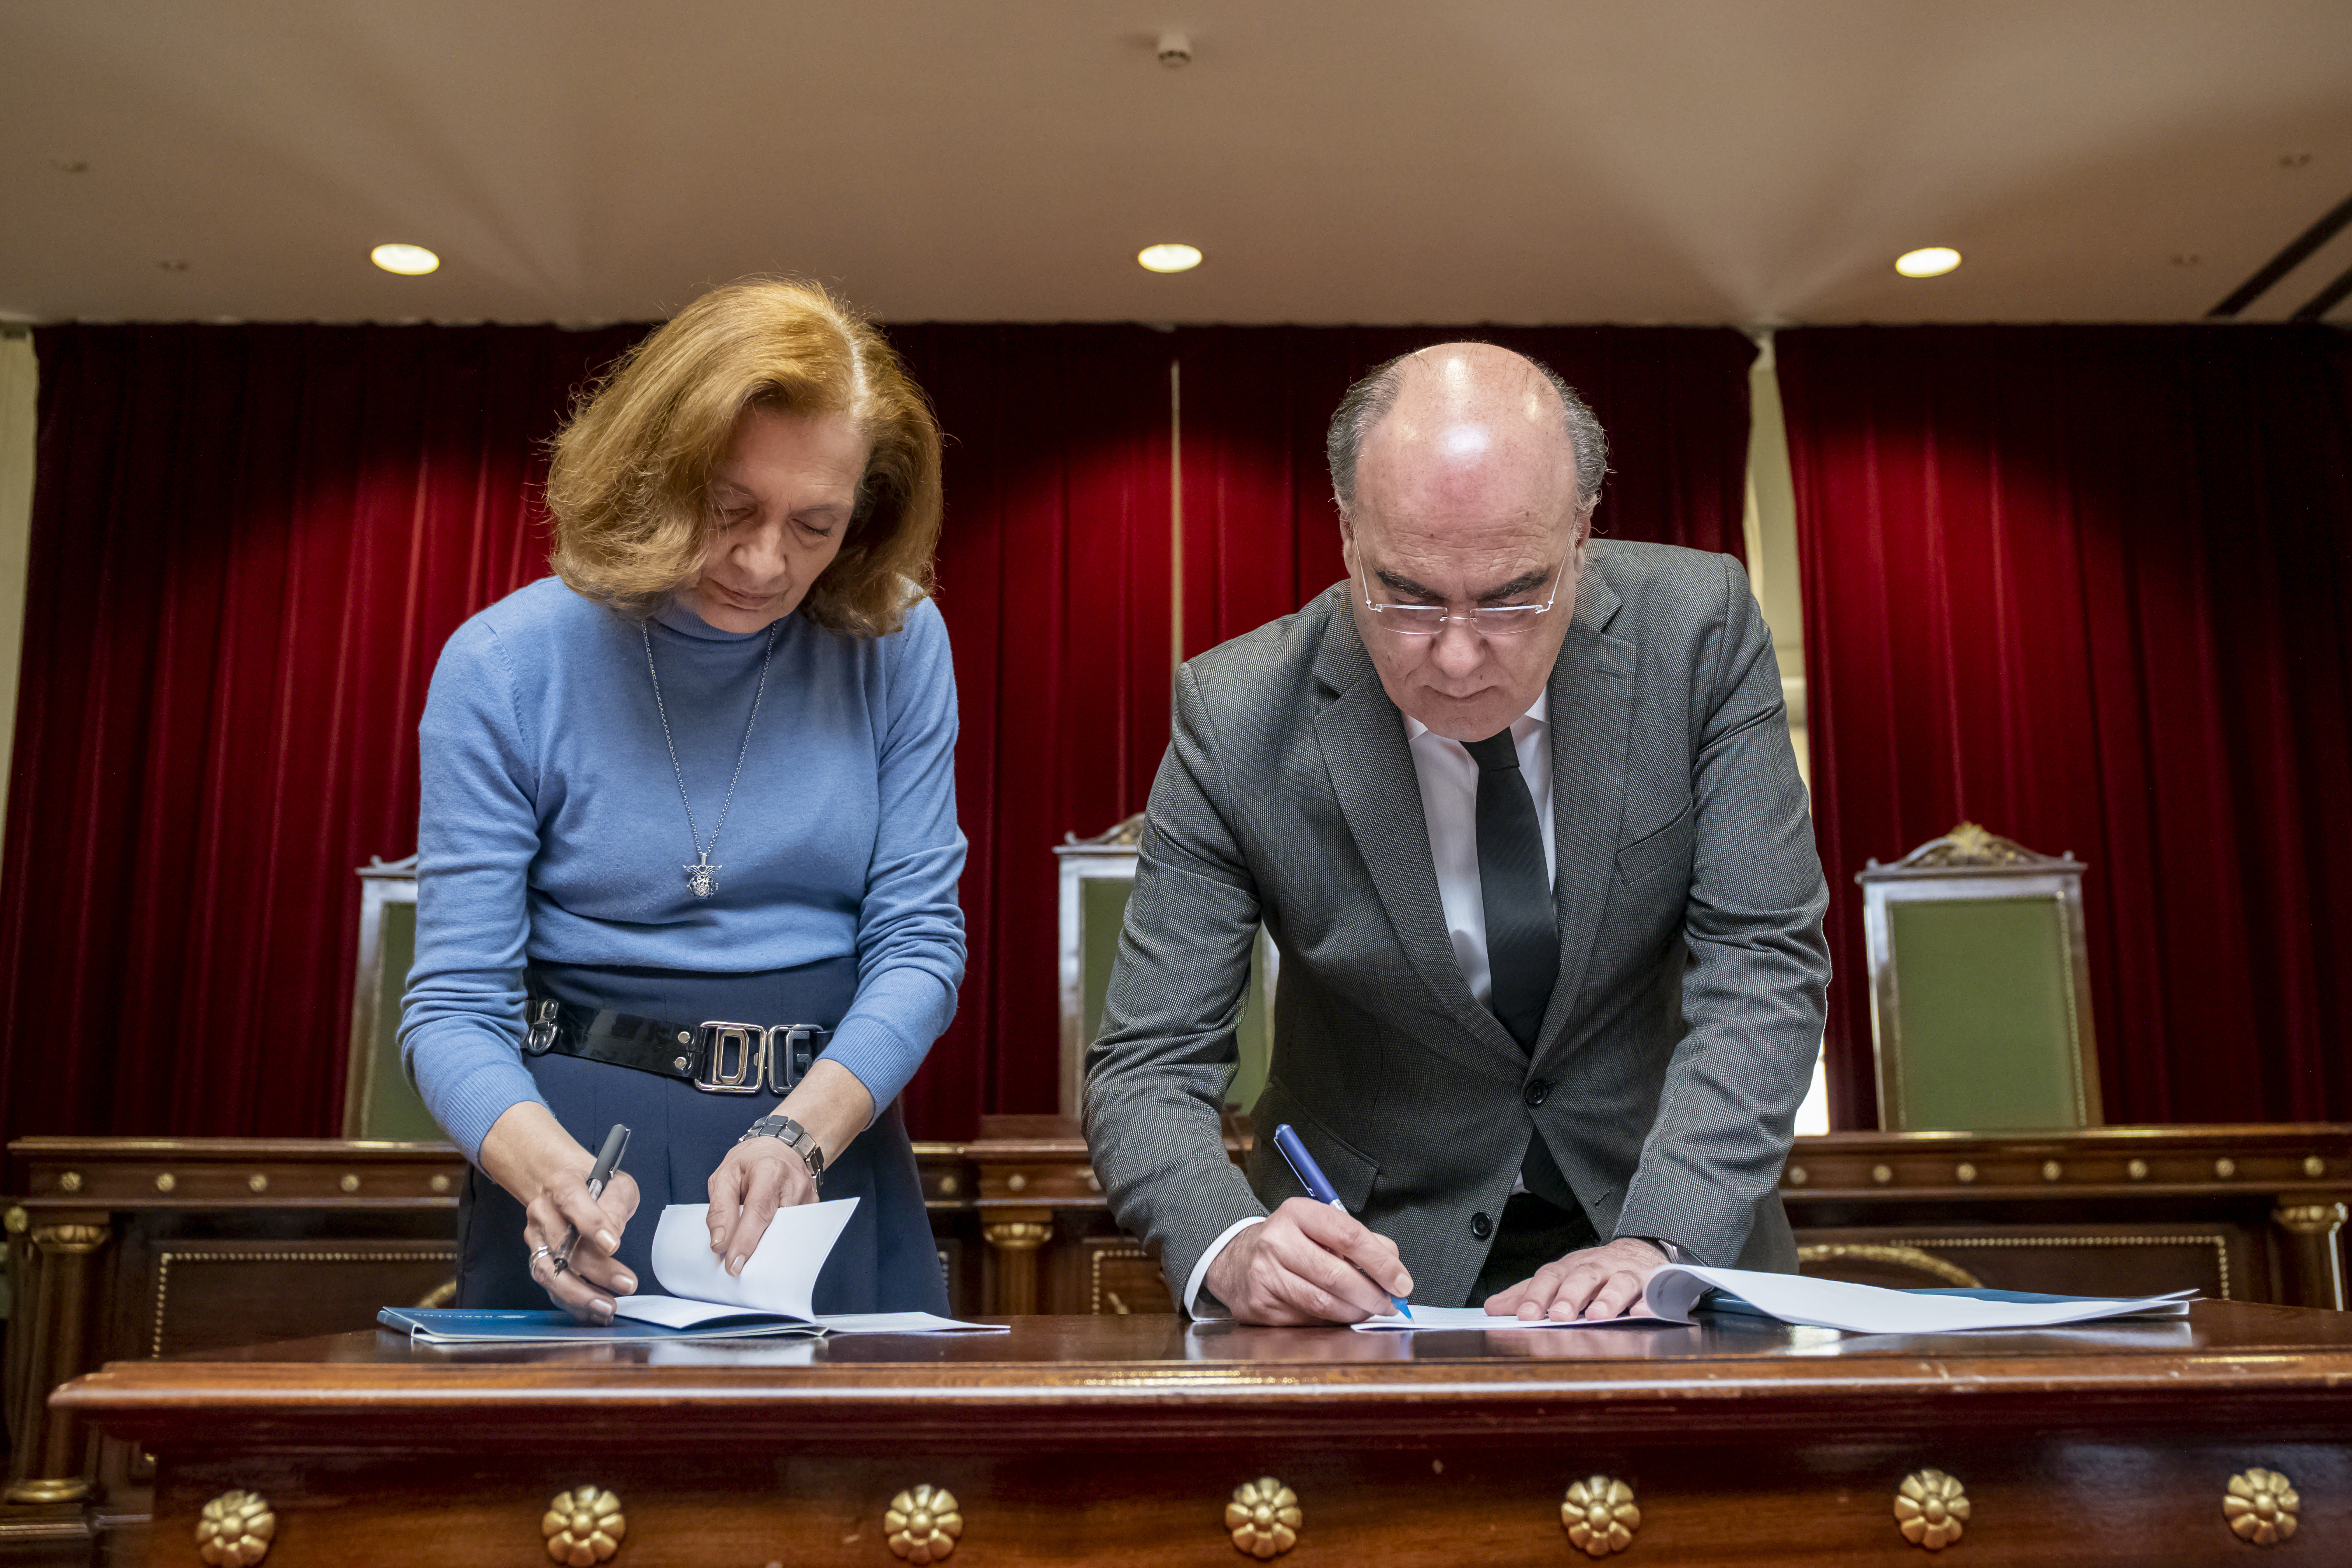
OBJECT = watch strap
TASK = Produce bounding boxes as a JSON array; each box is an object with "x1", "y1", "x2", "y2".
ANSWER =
[
  {"x1": 739, "y1": 1114, "x2": 825, "y2": 1191},
  {"x1": 1630, "y1": 1235, "x2": 1691, "y2": 1265}
]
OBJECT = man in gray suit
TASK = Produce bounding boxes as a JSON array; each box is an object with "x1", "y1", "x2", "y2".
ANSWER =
[{"x1": 1084, "y1": 343, "x2": 1829, "y2": 1324}]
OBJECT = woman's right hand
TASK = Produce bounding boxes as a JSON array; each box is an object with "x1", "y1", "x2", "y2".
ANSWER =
[
  {"x1": 524, "y1": 1165, "x2": 641, "y2": 1321},
  {"x1": 480, "y1": 1102, "x2": 643, "y2": 1323}
]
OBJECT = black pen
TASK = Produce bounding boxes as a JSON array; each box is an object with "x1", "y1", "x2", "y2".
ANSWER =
[{"x1": 552, "y1": 1123, "x2": 630, "y2": 1275}]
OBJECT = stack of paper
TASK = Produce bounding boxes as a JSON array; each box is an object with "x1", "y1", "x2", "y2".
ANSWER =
[
  {"x1": 1353, "y1": 1265, "x2": 2197, "y2": 1334},
  {"x1": 379, "y1": 1200, "x2": 1006, "y2": 1343}
]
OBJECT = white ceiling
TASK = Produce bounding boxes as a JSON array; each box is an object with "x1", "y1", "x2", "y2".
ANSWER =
[{"x1": 6, "y1": 1, "x2": 2351, "y2": 326}]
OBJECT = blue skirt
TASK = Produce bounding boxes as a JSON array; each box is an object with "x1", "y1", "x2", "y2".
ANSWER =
[{"x1": 454, "y1": 956, "x2": 947, "y2": 1315}]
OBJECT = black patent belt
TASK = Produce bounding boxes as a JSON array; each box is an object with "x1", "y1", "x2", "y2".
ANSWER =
[{"x1": 520, "y1": 987, "x2": 832, "y2": 1096}]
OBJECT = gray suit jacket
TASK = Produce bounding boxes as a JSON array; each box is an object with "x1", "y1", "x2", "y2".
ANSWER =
[{"x1": 1082, "y1": 540, "x2": 1830, "y2": 1308}]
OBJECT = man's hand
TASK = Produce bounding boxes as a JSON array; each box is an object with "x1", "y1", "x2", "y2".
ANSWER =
[
  {"x1": 1202, "y1": 1198, "x2": 1414, "y2": 1325},
  {"x1": 1483, "y1": 1237, "x2": 1668, "y2": 1321}
]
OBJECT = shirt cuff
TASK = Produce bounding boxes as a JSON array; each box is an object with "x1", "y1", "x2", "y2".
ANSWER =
[{"x1": 1183, "y1": 1215, "x2": 1268, "y2": 1320}]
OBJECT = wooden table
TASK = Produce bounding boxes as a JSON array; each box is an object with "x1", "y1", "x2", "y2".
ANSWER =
[
  {"x1": 9, "y1": 1124, "x2": 2347, "y2": 1552},
  {"x1": 54, "y1": 1304, "x2": 2352, "y2": 1566}
]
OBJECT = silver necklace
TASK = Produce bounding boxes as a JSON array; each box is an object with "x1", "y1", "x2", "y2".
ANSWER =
[{"x1": 641, "y1": 620, "x2": 778, "y2": 897}]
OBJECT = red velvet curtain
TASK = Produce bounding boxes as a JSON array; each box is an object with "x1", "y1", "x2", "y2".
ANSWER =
[
  {"x1": 1, "y1": 321, "x2": 1756, "y2": 1159},
  {"x1": 1778, "y1": 325, "x2": 2352, "y2": 1130},
  {"x1": 1, "y1": 324, "x2": 644, "y2": 1160},
  {"x1": 886, "y1": 326, "x2": 1176, "y2": 1136}
]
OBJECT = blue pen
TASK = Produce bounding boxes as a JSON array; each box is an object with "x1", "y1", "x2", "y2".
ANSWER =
[{"x1": 1271, "y1": 1122, "x2": 1412, "y2": 1319}]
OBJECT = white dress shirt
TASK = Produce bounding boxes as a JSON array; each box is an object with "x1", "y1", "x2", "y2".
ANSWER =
[
  {"x1": 1182, "y1": 693, "x2": 1556, "y2": 1317},
  {"x1": 1405, "y1": 692, "x2": 1557, "y2": 1004}
]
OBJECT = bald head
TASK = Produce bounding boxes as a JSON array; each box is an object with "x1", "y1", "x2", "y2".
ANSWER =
[
  {"x1": 1329, "y1": 344, "x2": 1605, "y2": 743},
  {"x1": 1327, "y1": 343, "x2": 1609, "y2": 521}
]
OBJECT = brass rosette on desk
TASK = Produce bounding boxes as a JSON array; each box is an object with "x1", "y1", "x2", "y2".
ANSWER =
[
  {"x1": 885, "y1": 1484, "x2": 963, "y2": 1563},
  {"x1": 1561, "y1": 1475, "x2": 1640, "y2": 1556},
  {"x1": 1894, "y1": 1470, "x2": 1968, "y2": 1550},
  {"x1": 1225, "y1": 1477, "x2": 1302, "y2": 1558},
  {"x1": 2224, "y1": 1469, "x2": 2299, "y2": 1545},
  {"x1": 195, "y1": 1489, "x2": 275, "y2": 1568},
  {"x1": 541, "y1": 1486, "x2": 626, "y2": 1564}
]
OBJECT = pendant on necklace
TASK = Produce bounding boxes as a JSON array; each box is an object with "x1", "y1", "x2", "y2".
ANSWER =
[{"x1": 684, "y1": 851, "x2": 721, "y2": 899}]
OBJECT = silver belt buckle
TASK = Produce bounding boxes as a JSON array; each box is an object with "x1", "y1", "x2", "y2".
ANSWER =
[
  {"x1": 694, "y1": 1021, "x2": 767, "y2": 1093},
  {"x1": 764, "y1": 1025, "x2": 819, "y2": 1095},
  {"x1": 524, "y1": 999, "x2": 560, "y2": 1055}
]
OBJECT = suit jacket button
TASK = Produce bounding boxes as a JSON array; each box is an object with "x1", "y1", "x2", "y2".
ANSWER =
[
  {"x1": 1524, "y1": 1079, "x2": 1551, "y2": 1107},
  {"x1": 1470, "y1": 1212, "x2": 1494, "y2": 1240}
]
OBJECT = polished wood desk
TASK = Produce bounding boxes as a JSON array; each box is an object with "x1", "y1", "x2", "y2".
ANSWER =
[
  {"x1": 8, "y1": 1124, "x2": 2347, "y2": 1534},
  {"x1": 55, "y1": 1304, "x2": 2352, "y2": 1567}
]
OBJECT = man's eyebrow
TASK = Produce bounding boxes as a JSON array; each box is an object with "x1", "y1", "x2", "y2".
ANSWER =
[
  {"x1": 1373, "y1": 564, "x2": 1552, "y2": 603},
  {"x1": 1474, "y1": 567, "x2": 1552, "y2": 603},
  {"x1": 1373, "y1": 567, "x2": 1446, "y2": 601}
]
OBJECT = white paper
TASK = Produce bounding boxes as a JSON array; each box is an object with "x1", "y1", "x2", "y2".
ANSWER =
[
  {"x1": 1353, "y1": 1304, "x2": 1673, "y2": 1332},
  {"x1": 1352, "y1": 1270, "x2": 2196, "y2": 1335},
  {"x1": 639, "y1": 1198, "x2": 859, "y2": 1320},
  {"x1": 608, "y1": 1203, "x2": 1005, "y2": 1335},
  {"x1": 1646, "y1": 1266, "x2": 2195, "y2": 1334},
  {"x1": 608, "y1": 1294, "x2": 786, "y2": 1330}
]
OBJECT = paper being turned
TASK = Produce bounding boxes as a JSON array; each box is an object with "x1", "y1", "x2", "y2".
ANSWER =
[{"x1": 641, "y1": 1198, "x2": 858, "y2": 1321}]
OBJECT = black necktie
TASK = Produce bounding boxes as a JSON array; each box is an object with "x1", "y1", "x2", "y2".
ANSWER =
[
  {"x1": 1462, "y1": 728, "x2": 1558, "y2": 1052},
  {"x1": 1464, "y1": 727, "x2": 1578, "y2": 1214}
]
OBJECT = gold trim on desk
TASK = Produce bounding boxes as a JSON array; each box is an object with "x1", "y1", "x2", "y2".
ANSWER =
[
  {"x1": 1089, "y1": 1243, "x2": 1152, "y2": 1314},
  {"x1": 1888, "y1": 1232, "x2": 2233, "y2": 1299},
  {"x1": 150, "y1": 1247, "x2": 459, "y2": 1356},
  {"x1": 1797, "y1": 1244, "x2": 1983, "y2": 1288}
]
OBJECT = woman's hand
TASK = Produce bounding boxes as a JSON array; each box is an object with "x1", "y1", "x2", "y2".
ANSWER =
[
  {"x1": 706, "y1": 1058, "x2": 872, "y2": 1275},
  {"x1": 706, "y1": 1136, "x2": 818, "y2": 1276},
  {"x1": 480, "y1": 1102, "x2": 643, "y2": 1323}
]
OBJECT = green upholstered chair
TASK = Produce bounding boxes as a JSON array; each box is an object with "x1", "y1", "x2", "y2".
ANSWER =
[
  {"x1": 342, "y1": 854, "x2": 446, "y2": 1141},
  {"x1": 1057, "y1": 815, "x2": 1274, "y2": 1118},
  {"x1": 1857, "y1": 823, "x2": 2103, "y2": 1132}
]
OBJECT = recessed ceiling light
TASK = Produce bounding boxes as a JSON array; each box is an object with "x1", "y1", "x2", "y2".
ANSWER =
[
  {"x1": 371, "y1": 243, "x2": 441, "y2": 276},
  {"x1": 1138, "y1": 244, "x2": 1203, "y2": 273},
  {"x1": 1895, "y1": 247, "x2": 1961, "y2": 279}
]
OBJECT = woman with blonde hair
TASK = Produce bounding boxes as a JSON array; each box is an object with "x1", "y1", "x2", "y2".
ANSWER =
[{"x1": 402, "y1": 279, "x2": 965, "y2": 1318}]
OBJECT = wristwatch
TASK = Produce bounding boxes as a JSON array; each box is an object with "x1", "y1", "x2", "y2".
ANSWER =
[
  {"x1": 739, "y1": 1113, "x2": 825, "y2": 1192},
  {"x1": 1630, "y1": 1236, "x2": 1690, "y2": 1265}
]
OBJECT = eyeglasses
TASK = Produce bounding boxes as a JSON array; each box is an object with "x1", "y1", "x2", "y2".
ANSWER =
[{"x1": 1354, "y1": 550, "x2": 1570, "y2": 638}]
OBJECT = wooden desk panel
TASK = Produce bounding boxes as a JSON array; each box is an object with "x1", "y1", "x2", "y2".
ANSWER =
[
  {"x1": 8, "y1": 1124, "x2": 2347, "y2": 1557},
  {"x1": 954, "y1": 1121, "x2": 2352, "y2": 1315},
  {"x1": 4, "y1": 1141, "x2": 466, "y2": 1515},
  {"x1": 54, "y1": 1306, "x2": 2352, "y2": 1567}
]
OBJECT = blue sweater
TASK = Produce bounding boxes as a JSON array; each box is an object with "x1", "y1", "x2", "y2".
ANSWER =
[{"x1": 400, "y1": 578, "x2": 968, "y2": 1162}]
